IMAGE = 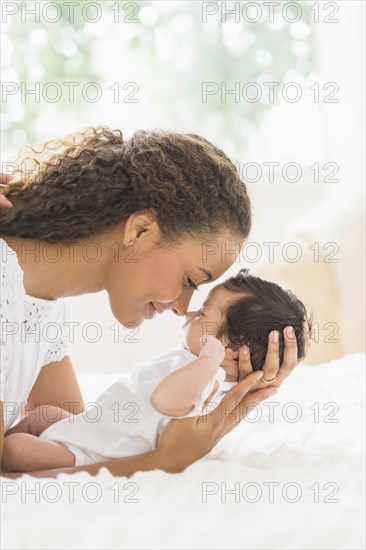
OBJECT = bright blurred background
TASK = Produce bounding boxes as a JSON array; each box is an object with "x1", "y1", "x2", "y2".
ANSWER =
[{"x1": 1, "y1": 0, "x2": 364, "y2": 372}]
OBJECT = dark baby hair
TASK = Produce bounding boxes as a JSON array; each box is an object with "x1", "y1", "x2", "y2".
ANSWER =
[
  {"x1": 0, "y1": 126, "x2": 251, "y2": 244},
  {"x1": 218, "y1": 269, "x2": 311, "y2": 371}
]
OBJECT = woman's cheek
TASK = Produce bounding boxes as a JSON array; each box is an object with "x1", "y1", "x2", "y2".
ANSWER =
[
  {"x1": 107, "y1": 288, "x2": 138, "y2": 326},
  {"x1": 151, "y1": 277, "x2": 182, "y2": 303}
]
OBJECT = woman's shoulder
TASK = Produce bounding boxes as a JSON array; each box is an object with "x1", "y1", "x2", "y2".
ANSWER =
[
  {"x1": 0, "y1": 237, "x2": 26, "y2": 310},
  {"x1": 0, "y1": 237, "x2": 69, "y2": 325}
]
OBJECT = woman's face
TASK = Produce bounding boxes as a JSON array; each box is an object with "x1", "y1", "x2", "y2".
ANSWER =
[{"x1": 103, "y1": 214, "x2": 243, "y2": 327}]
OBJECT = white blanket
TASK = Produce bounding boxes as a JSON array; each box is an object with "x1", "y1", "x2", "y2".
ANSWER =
[{"x1": 1, "y1": 354, "x2": 365, "y2": 549}]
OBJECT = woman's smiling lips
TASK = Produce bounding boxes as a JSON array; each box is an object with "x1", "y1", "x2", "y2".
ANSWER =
[
  {"x1": 148, "y1": 302, "x2": 157, "y2": 319},
  {"x1": 150, "y1": 303, "x2": 172, "y2": 316}
]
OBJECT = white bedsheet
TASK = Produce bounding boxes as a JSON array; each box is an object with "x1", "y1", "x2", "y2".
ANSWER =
[{"x1": 1, "y1": 354, "x2": 365, "y2": 549}]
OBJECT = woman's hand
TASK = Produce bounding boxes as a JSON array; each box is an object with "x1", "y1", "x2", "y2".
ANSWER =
[
  {"x1": 0, "y1": 195, "x2": 13, "y2": 208},
  {"x1": 155, "y1": 370, "x2": 275, "y2": 473},
  {"x1": 238, "y1": 322, "x2": 310, "y2": 391}
]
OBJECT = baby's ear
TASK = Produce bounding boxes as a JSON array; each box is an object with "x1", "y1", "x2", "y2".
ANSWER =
[{"x1": 224, "y1": 346, "x2": 239, "y2": 361}]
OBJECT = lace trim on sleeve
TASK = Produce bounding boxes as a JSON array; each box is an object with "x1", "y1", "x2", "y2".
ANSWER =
[{"x1": 41, "y1": 301, "x2": 70, "y2": 366}]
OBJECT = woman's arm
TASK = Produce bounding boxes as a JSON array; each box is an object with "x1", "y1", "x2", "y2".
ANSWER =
[
  {"x1": 3, "y1": 332, "x2": 301, "y2": 479},
  {"x1": 2, "y1": 369, "x2": 272, "y2": 479},
  {"x1": 25, "y1": 356, "x2": 84, "y2": 415}
]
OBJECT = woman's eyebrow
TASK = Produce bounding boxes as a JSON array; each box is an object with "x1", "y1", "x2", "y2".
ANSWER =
[{"x1": 197, "y1": 267, "x2": 213, "y2": 282}]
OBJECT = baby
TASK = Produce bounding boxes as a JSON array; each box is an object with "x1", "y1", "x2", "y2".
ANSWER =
[{"x1": 2, "y1": 269, "x2": 310, "y2": 472}]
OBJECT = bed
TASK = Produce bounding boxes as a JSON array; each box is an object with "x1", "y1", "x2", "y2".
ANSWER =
[{"x1": 1, "y1": 353, "x2": 365, "y2": 550}]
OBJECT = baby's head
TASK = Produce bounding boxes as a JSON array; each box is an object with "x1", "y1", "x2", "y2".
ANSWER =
[{"x1": 183, "y1": 268, "x2": 311, "y2": 370}]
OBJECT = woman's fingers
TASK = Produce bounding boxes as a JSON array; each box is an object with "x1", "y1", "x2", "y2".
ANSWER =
[
  {"x1": 0, "y1": 194, "x2": 13, "y2": 208},
  {"x1": 281, "y1": 326, "x2": 298, "y2": 369},
  {"x1": 209, "y1": 370, "x2": 264, "y2": 421},
  {"x1": 236, "y1": 321, "x2": 310, "y2": 392},
  {"x1": 301, "y1": 321, "x2": 310, "y2": 361},
  {"x1": 260, "y1": 326, "x2": 297, "y2": 389},
  {"x1": 251, "y1": 325, "x2": 302, "y2": 391},
  {"x1": 238, "y1": 345, "x2": 253, "y2": 380},
  {"x1": 261, "y1": 324, "x2": 308, "y2": 389},
  {"x1": 261, "y1": 330, "x2": 280, "y2": 382},
  {"x1": 0, "y1": 173, "x2": 11, "y2": 184}
]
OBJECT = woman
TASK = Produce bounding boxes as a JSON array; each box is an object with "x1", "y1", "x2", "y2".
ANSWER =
[{"x1": 0, "y1": 127, "x2": 308, "y2": 477}]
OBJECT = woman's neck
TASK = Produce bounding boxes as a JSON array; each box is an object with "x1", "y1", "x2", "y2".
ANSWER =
[{"x1": 1, "y1": 235, "x2": 108, "y2": 300}]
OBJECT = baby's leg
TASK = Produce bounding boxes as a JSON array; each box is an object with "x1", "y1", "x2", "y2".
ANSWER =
[
  {"x1": 2, "y1": 433, "x2": 75, "y2": 473},
  {"x1": 6, "y1": 405, "x2": 71, "y2": 437}
]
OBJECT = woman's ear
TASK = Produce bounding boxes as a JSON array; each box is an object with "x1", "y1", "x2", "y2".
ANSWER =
[
  {"x1": 224, "y1": 346, "x2": 239, "y2": 361},
  {"x1": 122, "y1": 210, "x2": 160, "y2": 248}
]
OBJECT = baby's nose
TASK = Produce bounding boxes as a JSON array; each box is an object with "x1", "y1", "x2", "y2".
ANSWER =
[{"x1": 185, "y1": 310, "x2": 199, "y2": 322}]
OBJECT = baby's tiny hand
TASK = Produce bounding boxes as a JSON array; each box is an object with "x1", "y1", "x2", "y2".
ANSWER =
[{"x1": 199, "y1": 335, "x2": 225, "y2": 365}]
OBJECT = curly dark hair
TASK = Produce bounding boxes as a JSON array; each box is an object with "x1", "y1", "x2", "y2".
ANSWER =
[
  {"x1": 0, "y1": 126, "x2": 251, "y2": 244},
  {"x1": 217, "y1": 269, "x2": 312, "y2": 370}
]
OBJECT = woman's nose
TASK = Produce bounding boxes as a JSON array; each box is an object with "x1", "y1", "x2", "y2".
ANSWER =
[{"x1": 170, "y1": 287, "x2": 195, "y2": 317}]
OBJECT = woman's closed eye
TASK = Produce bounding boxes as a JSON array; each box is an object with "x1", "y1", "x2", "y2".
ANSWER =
[{"x1": 186, "y1": 277, "x2": 199, "y2": 291}]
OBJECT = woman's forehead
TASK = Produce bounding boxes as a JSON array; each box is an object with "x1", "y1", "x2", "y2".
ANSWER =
[{"x1": 187, "y1": 234, "x2": 243, "y2": 264}]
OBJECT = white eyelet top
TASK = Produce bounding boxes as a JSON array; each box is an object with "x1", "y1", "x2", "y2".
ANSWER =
[{"x1": 0, "y1": 238, "x2": 69, "y2": 431}]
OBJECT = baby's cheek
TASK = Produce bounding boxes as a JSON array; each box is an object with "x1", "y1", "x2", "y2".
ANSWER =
[
  {"x1": 188, "y1": 323, "x2": 202, "y2": 354},
  {"x1": 201, "y1": 319, "x2": 220, "y2": 339}
]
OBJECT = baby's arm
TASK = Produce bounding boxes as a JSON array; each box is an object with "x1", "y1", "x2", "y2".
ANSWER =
[{"x1": 151, "y1": 336, "x2": 225, "y2": 417}]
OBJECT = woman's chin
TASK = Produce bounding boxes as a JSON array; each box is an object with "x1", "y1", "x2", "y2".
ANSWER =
[
  {"x1": 111, "y1": 302, "x2": 156, "y2": 328},
  {"x1": 111, "y1": 308, "x2": 143, "y2": 328}
]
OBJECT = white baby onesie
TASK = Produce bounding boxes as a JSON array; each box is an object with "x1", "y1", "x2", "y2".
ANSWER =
[{"x1": 39, "y1": 347, "x2": 235, "y2": 466}]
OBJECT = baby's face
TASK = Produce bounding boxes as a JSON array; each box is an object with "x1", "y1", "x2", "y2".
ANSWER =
[{"x1": 182, "y1": 283, "x2": 238, "y2": 356}]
